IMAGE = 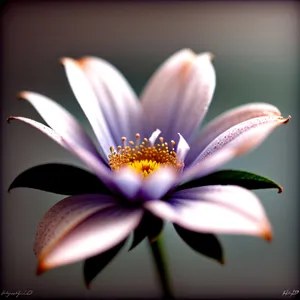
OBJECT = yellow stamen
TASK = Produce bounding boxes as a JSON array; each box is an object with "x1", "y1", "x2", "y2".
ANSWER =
[{"x1": 108, "y1": 133, "x2": 183, "y2": 178}]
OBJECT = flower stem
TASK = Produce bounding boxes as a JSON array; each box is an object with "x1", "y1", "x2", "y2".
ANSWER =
[{"x1": 148, "y1": 235, "x2": 174, "y2": 299}]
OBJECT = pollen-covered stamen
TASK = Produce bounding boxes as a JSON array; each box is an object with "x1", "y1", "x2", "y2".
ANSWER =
[
  {"x1": 108, "y1": 133, "x2": 184, "y2": 178},
  {"x1": 135, "y1": 133, "x2": 141, "y2": 146}
]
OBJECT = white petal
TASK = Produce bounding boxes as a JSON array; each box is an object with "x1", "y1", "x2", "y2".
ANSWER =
[
  {"x1": 141, "y1": 49, "x2": 215, "y2": 142},
  {"x1": 18, "y1": 91, "x2": 105, "y2": 160},
  {"x1": 61, "y1": 57, "x2": 143, "y2": 153},
  {"x1": 37, "y1": 198, "x2": 143, "y2": 273},
  {"x1": 145, "y1": 185, "x2": 272, "y2": 240},
  {"x1": 8, "y1": 116, "x2": 66, "y2": 147},
  {"x1": 113, "y1": 167, "x2": 142, "y2": 200},
  {"x1": 144, "y1": 200, "x2": 178, "y2": 222},
  {"x1": 176, "y1": 133, "x2": 190, "y2": 163},
  {"x1": 186, "y1": 102, "x2": 281, "y2": 165},
  {"x1": 141, "y1": 167, "x2": 177, "y2": 200},
  {"x1": 181, "y1": 116, "x2": 290, "y2": 183},
  {"x1": 8, "y1": 116, "x2": 114, "y2": 185},
  {"x1": 148, "y1": 129, "x2": 161, "y2": 146},
  {"x1": 181, "y1": 147, "x2": 236, "y2": 183},
  {"x1": 194, "y1": 115, "x2": 290, "y2": 163},
  {"x1": 34, "y1": 194, "x2": 116, "y2": 257}
]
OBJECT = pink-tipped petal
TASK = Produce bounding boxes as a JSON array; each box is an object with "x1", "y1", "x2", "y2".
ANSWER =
[
  {"x1": 181, "y1": 116, "x2": 290, "y2": 183},
  {"x1": 186, "y1": 103, "x2": 281, "y2": 165},
  {"x1": 194, "y1": 115, "x2": 290, "y2": 163},
  {"x1": 37, "y1": 203, "x2": 143, "y2": 273},
  {"x1": 7, "y1": 116, "x2": 114, "y2": 185},
  {"x1": 141, "y1": 49, "x2": 215, "y2": 142},
  {"x1": 18, "y1": 91, "x2": 104, "y2": 160},
  {"x1": 61, "y1": 57, "x2": 143, "y2": 153},
  {"x1": 181, "y1": 147, "x2": 236, "y2": 183},
  {"x1": 8, "y1": 116, "x2": 66, "y2": 146},
  {"x1": 145, "y1": 185, "x2": 272, "y2": 240},
  {"x1": 141, "y1": 167, "x2": 178, "y2": 200},
  {"x1": 34, "y1": 194, "x2": 116, "y2": 257}
]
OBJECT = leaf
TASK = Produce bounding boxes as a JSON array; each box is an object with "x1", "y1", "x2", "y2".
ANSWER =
[
  {"x1": 176, "y1": 170, "x2": 283, "y2": 193},
  {"x1": 129, "y1": 212, "x2": 164, "y2": 251},
  {"x1": 83, "y1": 238, "x2": 127, "y2": 289},
  {"x1": 174, "y1": 224, "x2": 224, "y2": 264},
  {"x1": 8, "y1": 163, "x2": 110, "y2": 195}
]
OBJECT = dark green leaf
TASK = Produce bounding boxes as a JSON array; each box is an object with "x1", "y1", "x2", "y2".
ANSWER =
[
  {"x1": 174, "y1": 224, "x2": 224, "y2": 264},
  {"x1": 8, "y1": 163, "x2": 110, "y2": 195},
  {"x1": 129, "y1": 212, "x2": 164, "y2": 251},
  {"x1": 83, "y1": 238, "x2": 127, "y2": 289},
  {"x1": 176, "y1": 170, "x2": 283, "y2": 193}
]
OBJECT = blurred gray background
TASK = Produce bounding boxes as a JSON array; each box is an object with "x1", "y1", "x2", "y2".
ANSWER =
[{"x1": 1, "y1": 1, "x2": 299, "y2": 298}]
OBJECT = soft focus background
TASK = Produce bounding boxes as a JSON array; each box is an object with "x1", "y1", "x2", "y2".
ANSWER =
[{"x1": 1, "y1": 1, "x2": 299, "y2": 298}]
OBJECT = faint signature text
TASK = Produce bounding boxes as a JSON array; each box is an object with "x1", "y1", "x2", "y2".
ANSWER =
[
  {"x1": 1, "y1": 290, "x2": 33, "y2": 298},
  {"x1": 282, "y1": 290, "x2": 299, "y2": 297}
]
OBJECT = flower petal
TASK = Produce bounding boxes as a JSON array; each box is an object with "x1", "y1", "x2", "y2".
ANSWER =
[
  {"x1": 181, "y1": 148, "x2": 239, "y2": 184},
  {"x1": 176, "y1": 133, "x2": 190, "y2": 163},
  {"x1": 34, "y1": 194, "x2": 116, "y2": 257},
  {"x1": 186, "y1": 103, "x2": 281, "y2": 165},
  {"x1": 113, "y1": 167, "x2": 142, "y2": 200},
  {"x1": 36, "y1": 195, "x2": 143, "y2": 273},
  {"x1": 141, "y1": 49, "x2": 215, "y2": 142},
  {"x1": 145, "y1": 185, "x2": 272, "y2": 240},
  {"x1": 148, "y1": 129, "x2": 161, "y2": 146},
  {"x1": 181, "y1": 116, "x2": 290, "y2": 183},
  {"x1": 194, "y1": 115, "x2": 290, "y2": 164},
  {"x1": 8, "y1": 116, "x2": 67, "y2": 147},
  {"x1": 61, "y1": 57, "x2": 143, "y2": 154},
  {"x1": 17, "y1": 92, "x2": 106, "y2": 161},
  {"x1": 7, "y1": 116, "x2": 114, "y2": 185},
  {"x1": 140, "y1": 167, "x2": 177, "y2": 201}
]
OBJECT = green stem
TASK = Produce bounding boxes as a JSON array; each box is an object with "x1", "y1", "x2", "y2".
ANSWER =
[{"x1": 148, "y1": 235, "x2": 174, "y2": 299}]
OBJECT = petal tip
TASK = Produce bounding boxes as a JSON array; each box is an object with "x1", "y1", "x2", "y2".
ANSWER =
[
  {"x1": 61, "y1": 56, "x2": 88, "y2": 68},
  {"x1": 198, "y1": 52, "x2": 214, "y2": 61},
  {"x1": 59, "y1": 57, "x2": 70, "y2": 65},
  {"x1": 180, "y1": 48, "x2": 195, "y2": 56},
  {"x1": 206, "y1": 52, "x2": 215, "y2": 61},
  {"x1": 278, "y1": 185, "x2": 283, "y2": 193},
  {"x1": 262, "y1": 228, "x2": 273, "y2": 242},
  {"x1": 36, "y1": 260, "x2": 49, "y2": 276},
  {"x1": 282, "y1": 115, "x2": 291, "y2": 124},
  {"x1": 7, "y1": 116, "x2": 13, "y2": 124},
  {"x1": 76, "y1": 57, "x2": 90, "y2": 68},
  {"x1": 17, "y1": 91, "x2": 29, "y2": 100},
  {"x1": 219, "y1": 258, "x2": 225, "y2": 265}
]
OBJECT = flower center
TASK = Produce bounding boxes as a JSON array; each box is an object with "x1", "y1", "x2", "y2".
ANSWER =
[{"x1": 108, "y1": 133, "x2": 183, "y2": 178}]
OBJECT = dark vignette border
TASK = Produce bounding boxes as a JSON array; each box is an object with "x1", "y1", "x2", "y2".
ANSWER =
[{"x1": 0, "y1": 0, "x2": 299, "y2": 299}]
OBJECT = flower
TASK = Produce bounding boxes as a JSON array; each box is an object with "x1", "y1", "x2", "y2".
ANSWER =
[{"x1": 8, "y1": 49, "x2": 290, "y2": 275}]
